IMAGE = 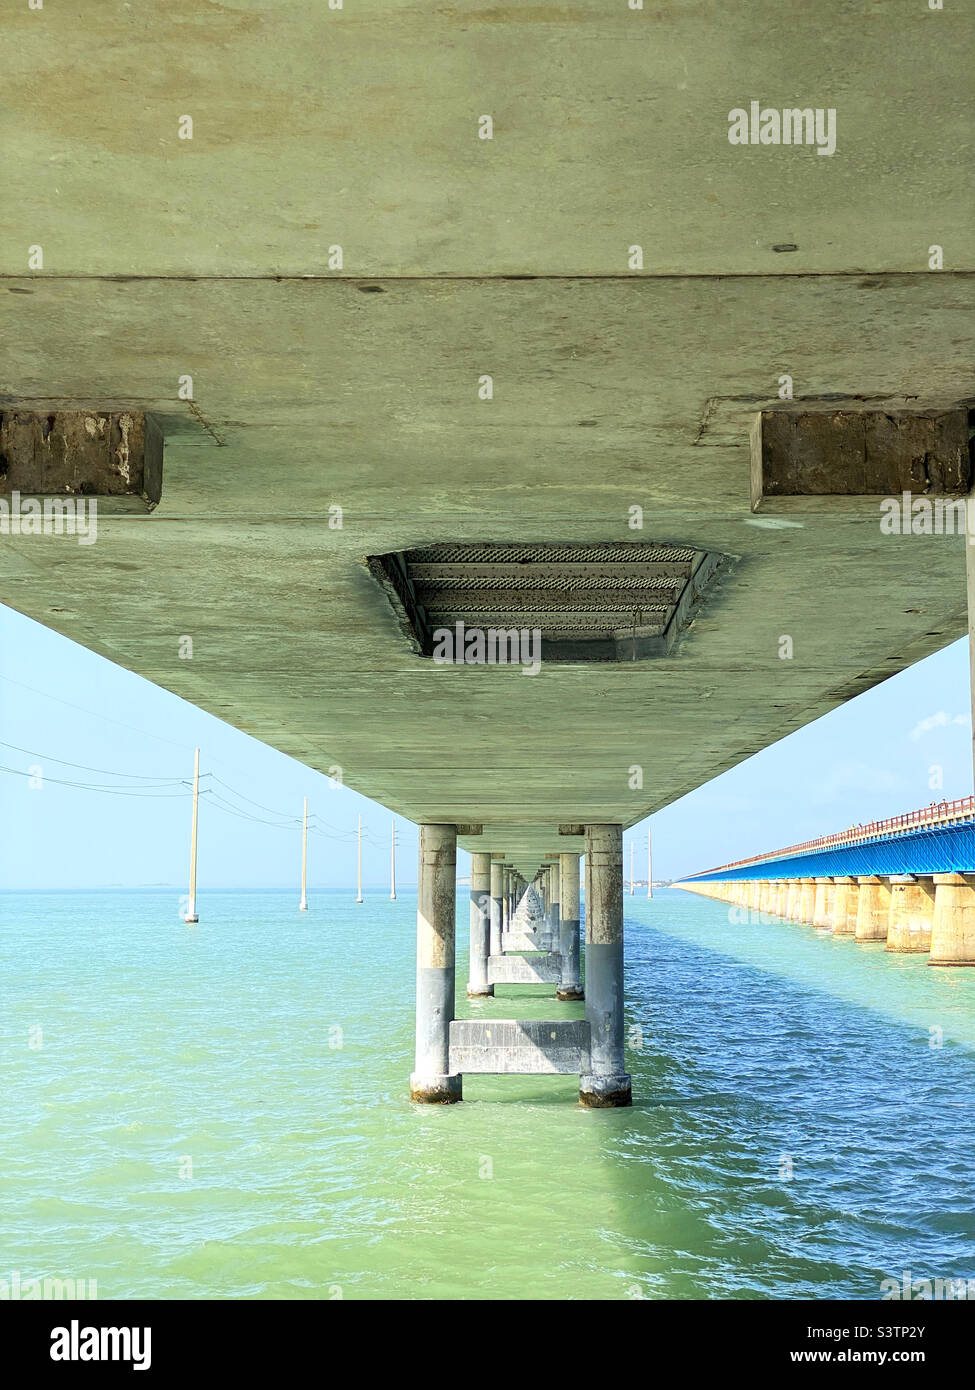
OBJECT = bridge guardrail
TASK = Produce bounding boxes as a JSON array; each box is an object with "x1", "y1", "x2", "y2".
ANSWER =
[{"x1": 693, "y1": 796, "x2": 975, "y2": 878}]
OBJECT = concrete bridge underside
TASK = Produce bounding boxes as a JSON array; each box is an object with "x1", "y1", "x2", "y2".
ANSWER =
[{"x1": 2, "y1": 2, "x2": 974, "y2": 881}]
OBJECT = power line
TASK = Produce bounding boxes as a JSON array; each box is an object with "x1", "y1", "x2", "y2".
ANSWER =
[
  {"x1": 0, "y1": 738, "x2": 182, "y2": 781},
  {"x1": 0, "y1": 729, "x2": 404, "y2": 846},
  {"x1": 0, "y1": 763, "x2": 192, "y2": 796}
]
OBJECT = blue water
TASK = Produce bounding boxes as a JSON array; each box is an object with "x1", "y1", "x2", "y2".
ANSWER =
[{"x1": 3, "y1": 888, "x2": 974, "y2": 1299}]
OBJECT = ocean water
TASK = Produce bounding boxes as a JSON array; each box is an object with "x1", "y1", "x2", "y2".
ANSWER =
[{"x1": 3, "y1": 887, "x2": 975, "y2": 1301}]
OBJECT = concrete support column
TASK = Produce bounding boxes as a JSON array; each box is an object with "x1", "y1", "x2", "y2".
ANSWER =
[
  {"x1": 501, "y1": 868, "x2": 510, "y2": 934},
  {"x1": 410, "y1": 824, "x2": 461, "y2": 1103},
  {"x1": 797, "y1": 878, "x2": 816, "y2": 924},
  {"x1": 830, "y1": 877, "x2": 857, "y2": 935},
  {"x1": 549, "y1": 862, "x2": 560, "y2": 941},
  {"x1": 489, "y1": 860, "x2": 503, "y2": 958},
  {"x1": 812, "y1": 878, "x2": 833, "y2": 929},
  {"x1": 886, "y1": 875, "x2": 935, "y2": 954},
  {"x1": 785, "y1": 880, "x2": 800, "y2": 920},
  {"x1": 467, "y1": 851, "x2": 493, "y2": 997},
  {"x1": 855, "y1": 875, "x2": 891, "y2": 942},
  {"x1": 557, "y1": 851, "x2": 583, "y2": 1001},
  {"x1": 580, "y1": 824, "x2": 631, "y2": 1108},
  {"x1": 929, "y1": 874, "x2": 975, "y2": 966}
]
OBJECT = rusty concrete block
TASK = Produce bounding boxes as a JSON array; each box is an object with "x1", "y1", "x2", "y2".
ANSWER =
[
  {"x1": 0, "y1": 410, "x2": 162, "y2": 509},
  {"x1": 752, "y1": 406, "x2": 972, "y2": 507}
]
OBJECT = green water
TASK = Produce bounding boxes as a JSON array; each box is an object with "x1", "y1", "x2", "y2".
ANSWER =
[{"x1": 4, "y1": 889, "x2": 975, "y2": 1300}]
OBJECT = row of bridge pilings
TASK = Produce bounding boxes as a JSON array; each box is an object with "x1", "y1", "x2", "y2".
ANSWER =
[{"x1": 679, "y1": 875, "x2": 975, "y2": 965}]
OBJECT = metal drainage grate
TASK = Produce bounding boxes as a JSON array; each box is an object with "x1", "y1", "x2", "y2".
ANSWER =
[{"x1": 366, "y1": 541, "x2": 725, "y2": 663}]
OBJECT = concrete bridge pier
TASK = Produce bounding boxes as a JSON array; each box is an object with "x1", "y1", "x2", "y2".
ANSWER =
[
  {"x1": 773, "y1": 880, "x2": 787, "y2": 917},
  {"x1": 798, "y1": 878, "x2": 816, "y2": 925},
  {"x1": 929, "y1": 874, "x2": 975, "y2": 966},
  {"x1": 855, "y1": 875, "x2": 891, "y2": 942},
  {"x1": 831, "y1": 877, "x2": 858, "y2": 935},
  {"x1": 785, "y1": 879, "x2": 800, "y2": 921},
  {"x1": 548, "y1": 861, "x2": 561, "y2": 946},
  {"x1": 410, "y1": 823, "x2": 462, "y2": 1104},
  {"x1": 467, "y1": 851, "x2": 493, "y2": 997},
  {"x1": 886, "y1": 875, "x2": 935, "y2": 953},
  {"x1": 557, "y1": 851, "x2": 584, "y2": 1001},
  {"x1": 813, "y1": 878, "x2": 833, "y2": 929},
  {"x1": 580, "y1": 823, "x2": 632, "y2": 1108},
  {"x1": 489, "y1": 860, "x2": 503, "y2": 958}
]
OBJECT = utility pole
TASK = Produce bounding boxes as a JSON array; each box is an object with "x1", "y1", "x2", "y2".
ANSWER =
[
  {"x1": 356, "y1": 814, "x2": 364, "y2": 903},
  {"x1": 390, "y1": 819, "x2": 397, "y2": 900},
  {"x1": 299, "y1": 797, "x2": 308, "y2": 911},
  {"x1": 647, "y1": 823, "x2": 653, "y2": 899},
  {"x1": 184, "y1": 747, "x2": 200, "y2": 924}
]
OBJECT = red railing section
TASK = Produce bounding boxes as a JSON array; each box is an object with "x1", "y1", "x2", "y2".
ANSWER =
[{"x1": 696, "y1": 796, "x2": 975, "y2": 877}]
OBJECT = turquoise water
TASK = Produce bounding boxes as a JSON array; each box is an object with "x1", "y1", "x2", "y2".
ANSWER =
[{"x1": 3, "y1": 888, "x2": 975, "y2": 1300}]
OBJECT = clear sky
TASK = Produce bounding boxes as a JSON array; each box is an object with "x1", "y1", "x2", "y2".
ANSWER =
[{"x1": 0, "y1": 601, "x2": 970, "y2": 891}]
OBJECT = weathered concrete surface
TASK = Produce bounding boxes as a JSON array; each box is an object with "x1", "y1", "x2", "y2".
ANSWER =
[
  {"x1": 1, "y1": 276, "x2": 971, "y2": 868},
  {"x1": 3, "y1": 3, "x2": 971, "y2": 278},
  {"x1": 1, "y1": 5, "x2": 974, "y2": 874},
  {"x1": 411, "y1": 823, "x2": 461, "y2": 1103},
  {"x1": 582, "y1": 824, "x2": 630, "y2": 1106},
  {"x1": 467, "y1": 850, "x2": 493, "y2": 997},
  {"x1": 886, "y1": 875, "x2": 935, "y2": 954},
  {"x1": 502, "y1": 932, "x2": 555, "y2": 952},
  {"x1": 929, "y1": 874, "x2": 975, "y2": 966},
  {"x1": 557, "y1": 851, "x2": 583, "y2": 1001},
  {"x1": 831, "y1": 878, "x2": 858, "y2": 936},
  {"x1": 488, "y1": 953, "x2": 562, "y2": 985},
  {"x1": 855, "y1": 876, "x2": 892, "y2": 943},
  {"x1": 448, "y1": 1019, "x2": 591, "y2": 1075}
]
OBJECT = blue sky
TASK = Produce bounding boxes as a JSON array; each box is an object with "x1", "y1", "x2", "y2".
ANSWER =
[{"x1": 0, "y1": 601, "x2": 970, "y2": 891}]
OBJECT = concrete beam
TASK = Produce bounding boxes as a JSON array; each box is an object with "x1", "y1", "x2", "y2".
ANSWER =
[
  {"x1": 448, "y1": 1019, "x2": 591, "y2": 1075},
  {"x1": 488, "y1": 953, "x2": 563, "y2": 985},
  {"x1": 502, "y1": 932, "x2": 555, "y2": 952}
]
